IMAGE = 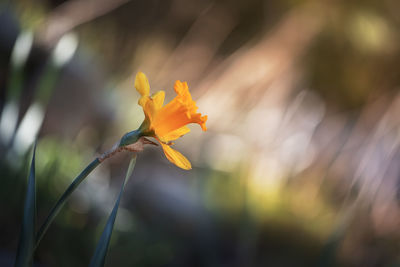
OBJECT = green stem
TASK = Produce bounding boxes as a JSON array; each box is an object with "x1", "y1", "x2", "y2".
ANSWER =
[
  {"x1": 119, "y1": 129, "x2": 142, "y2": 147},
  {"x1": 35, "y1": 158, "x2": 101, "y2": 249},
  {"x1": 34, "y1": 130, "x2": 142, "y2": 250}
]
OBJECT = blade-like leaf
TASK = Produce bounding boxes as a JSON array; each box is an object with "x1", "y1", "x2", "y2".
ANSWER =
[
  {"x1": 89, "y1": 155, "x2": 137, "y2": 267},
  {"x1": 36, "y1": 158, "x2": 101, "y2": 248},
  {"x1": 15, "y1": 145, "x2": 37, "y2": 267}
]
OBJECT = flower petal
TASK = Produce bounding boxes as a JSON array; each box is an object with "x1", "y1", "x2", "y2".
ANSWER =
[
  {"x1": 161, "y1": 126, "x2": 191, "y2": 142},
  {"x1": 152, "y1": 91, "x2": 165, "y2": 110},
  {"x1": 135, "y1": 72, "x2": 150, "y2": 97},
  {"x1": 160, "y1": 143, "x2": 192, "y2": 170}
]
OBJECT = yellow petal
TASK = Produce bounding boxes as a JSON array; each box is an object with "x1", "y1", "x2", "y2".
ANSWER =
[
  {"x1": 138, "y1": 96, "x2": 150, "y2": 107},
  {"x1": 161, "y1": 126, "x2": 190, "y2": 142},
  {"x1": 152, "y1": 91, "x2": 165, "y2": 110},
  {"x1": 160, "y1": 143, "x2": 192, "y2": 170},
  {"x1": 135, "y1": 72, "x2": 150, "y2": 97}
]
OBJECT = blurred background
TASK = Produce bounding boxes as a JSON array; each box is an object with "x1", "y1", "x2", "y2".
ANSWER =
[{"x1": 1, "y1": 0, "x2": 400, "y2": 266}]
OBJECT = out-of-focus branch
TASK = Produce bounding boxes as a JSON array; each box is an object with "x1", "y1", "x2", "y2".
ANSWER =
[
  {"x1": 156, "y1": 3, "x2": 237, "y2": 85},
  {"x1": 196, "y1": 2, "x2": 326, "y2": 130},
  {"x1": 37, "y1": 0, "x2": 131, "y2": 46}
]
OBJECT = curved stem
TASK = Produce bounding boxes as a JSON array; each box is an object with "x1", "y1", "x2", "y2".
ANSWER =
[
  {"x1": 35, "y1": 130, "x2": 142, "y2": 250},
  {"x1": 35, "y1": 158, "x2": 100, "y2": 249}
]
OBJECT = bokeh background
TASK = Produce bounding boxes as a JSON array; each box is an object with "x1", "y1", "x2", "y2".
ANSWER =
[{"x1": 1, "y1": 0, "x2": 400, "y2": 266}]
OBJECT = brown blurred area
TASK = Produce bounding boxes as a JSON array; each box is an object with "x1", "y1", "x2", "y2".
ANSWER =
[{"x1": 1, "y1": 0, "x2": 400, "y2": 266}]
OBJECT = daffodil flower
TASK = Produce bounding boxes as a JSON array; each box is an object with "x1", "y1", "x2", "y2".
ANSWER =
[
  {"x1": 119, "y1": 72, "x2": 207, "y2": 170},
  {"x1": 34, "y1": 72, "x2": 207, "y2": 257}
]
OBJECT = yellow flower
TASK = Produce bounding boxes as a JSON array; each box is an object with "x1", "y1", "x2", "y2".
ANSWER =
[{"x1": 134, "y1": 72, "x2": 207, "y2": 170}]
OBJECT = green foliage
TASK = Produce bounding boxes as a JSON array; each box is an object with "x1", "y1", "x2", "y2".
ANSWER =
[
  {"x1": 36, "y1": 158, "x2": 101, "y2": 248},
  {"x1": 14, "y1": 145, "x2": 36, "y2": 267},
  {"x1": 89, "y1": 155, "x2": 136, "y2": 267}
]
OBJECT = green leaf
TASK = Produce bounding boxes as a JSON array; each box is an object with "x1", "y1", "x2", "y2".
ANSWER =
[
  {"x1": 15, "y1": 145, "x2": 37, "y2": 267},
  {"x1": 89, "y1": 155, "x2": 137, "y2": 267},
  {"x1": 35, "y1": 158, "x2": 101, "y2": 248}
]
